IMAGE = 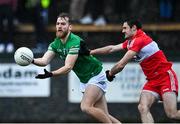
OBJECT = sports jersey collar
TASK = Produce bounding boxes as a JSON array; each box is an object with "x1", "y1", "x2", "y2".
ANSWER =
[
  {"x1": 59, "y1": 32, "x2": 72, "y2": 45},
  {"x1": 65, "y1": 32, "x2": 72, "y2": 43},
  {"x1": 132, "y1": 29, "x2": 144, "y2": 39}
]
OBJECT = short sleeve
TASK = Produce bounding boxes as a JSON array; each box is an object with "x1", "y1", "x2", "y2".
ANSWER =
[
  {"x1": 48, "y1": 42, "x2": 56, "y2": 52},
  {"x1": 129, "y1": 39, "x2": 144, "y2": 52},
  {"x1": 122, "y1": 40, "x2": 128, "y2": 49},
  {"x1": 69, "y1": 44, "x2": 80, "y2": 54}
]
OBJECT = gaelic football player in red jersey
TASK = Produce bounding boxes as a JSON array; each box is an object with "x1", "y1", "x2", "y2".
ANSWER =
[{"x1": 91, "y1": 18, "x2": 179, "y2": 123}]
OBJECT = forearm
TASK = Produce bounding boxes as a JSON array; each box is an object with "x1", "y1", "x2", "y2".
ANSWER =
[
  {"x1": 52, "y1": 65, "x2": 72, "y2": 76},
  {"x1": 33, "y1": 51, "x2": 55, "y2": 66},
  {"x1": 90, "y1": 45, "x2": 114, "y2": 55},
  {"x1": 110, "y1": 63, "x2": 124, "y2": 76},
  {"x1": 33, "y1": 58, "x2": 49, "y2": 66},
  {"x1": 109, "y1": 50, "x2": 136, "y2": 76},
  {"x1": 35, "y1": 64, "x2": 72, "y2": 79}
]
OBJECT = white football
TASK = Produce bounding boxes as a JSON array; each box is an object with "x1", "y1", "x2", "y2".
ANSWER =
[{"x1": 14, "y1": 47, "x2": 34, "y2": 66}]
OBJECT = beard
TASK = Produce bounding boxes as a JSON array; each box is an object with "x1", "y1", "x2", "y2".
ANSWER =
[{"x1": 56, "y1": 30, "x2": 69, "y2": 39}]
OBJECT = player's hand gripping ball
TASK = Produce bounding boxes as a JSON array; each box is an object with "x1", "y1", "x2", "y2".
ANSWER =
[{"x1": 14, "y1": 47, "x2": 34, "y2": 66}]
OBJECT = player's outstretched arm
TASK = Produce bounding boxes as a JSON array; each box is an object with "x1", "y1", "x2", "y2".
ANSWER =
[
  {"x1": 33, "y1": 51, "x2": 55, "y2": 66},
  {"x1": 51, "y1": 54, "x2": 78, "y2": 76},
  {"x1": 90, "y1": 43, "x2": 123, "y2": 55},
  {"x1": 35, "y1": 69, "x2": 53, "y2": 79},
  {"x1": 110, "y1": 50, "x2": 137, "y2": 75},
  {"x1": 35, "y1": 54, "x2": 78, "y2": 79}
]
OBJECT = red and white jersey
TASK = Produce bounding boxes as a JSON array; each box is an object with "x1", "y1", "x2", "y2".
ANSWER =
[{"x1": 122, "y1": 29, "x2": 172, "y2": 79}]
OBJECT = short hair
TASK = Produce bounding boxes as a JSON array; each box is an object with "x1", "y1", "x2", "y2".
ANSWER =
[
  {"x1": 124, "y1": 18, "x2": 142, "y2": 29},
  {"x1": 57, "y1": 13, "x2": 72, "y2": 24}
]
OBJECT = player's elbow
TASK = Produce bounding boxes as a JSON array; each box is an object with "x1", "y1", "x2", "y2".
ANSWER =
[{"x1": 65, "y1": 64, "x2": 73, "y2": 72}]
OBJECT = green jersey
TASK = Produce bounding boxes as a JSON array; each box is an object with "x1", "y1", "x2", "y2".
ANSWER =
[{"x1": 48, "y1": 33, "x2": 103, "y2": 83}]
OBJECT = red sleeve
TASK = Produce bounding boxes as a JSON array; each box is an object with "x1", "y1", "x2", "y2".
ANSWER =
[
  {"x1": 129, "y1": 39, "x2": 145, "y2": 52},
  {"x1": 122, "y1": 40, "x2": 128, "y2": 49}
]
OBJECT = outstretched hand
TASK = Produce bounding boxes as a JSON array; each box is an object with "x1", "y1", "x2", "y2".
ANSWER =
[
  {"x1": 106, "y1": 70, "x2": 115, "y2": 82},
  {"x1": 35, "y1": 69, "x2": 53, "y2": 79}
]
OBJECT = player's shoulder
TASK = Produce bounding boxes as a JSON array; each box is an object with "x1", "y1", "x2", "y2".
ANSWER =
[
  {"x1": 70, "y1": 33, "x2": 83, "y2": 41},
  {"x1": 48, "y1": 38, "x2": 60, "y2": 51},
  {"x1": 132, "y1": 34, "x2": 153, "y2": 49},
  {"x1": 134, "y1": 33, "x2": 152, "y2": 43},
  {"x1": 68, "y1": 33, "x2": 83, "y2": 45},
  {"x1": 49, "y1": 37, "x2": 60, "y2": 46}
]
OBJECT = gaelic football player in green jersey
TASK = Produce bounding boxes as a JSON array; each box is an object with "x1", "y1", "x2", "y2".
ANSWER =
[{"x1": 32, "y1": 13, "x2": 120, "y2": 123}]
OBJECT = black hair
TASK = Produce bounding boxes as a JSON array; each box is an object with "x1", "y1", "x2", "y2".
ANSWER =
[
  {"x1": 124, "y1": 18, "x2": 142, "y2": 29},
  {"x1": 57, "y1": 13, "x2": 72, "y2": 24}
]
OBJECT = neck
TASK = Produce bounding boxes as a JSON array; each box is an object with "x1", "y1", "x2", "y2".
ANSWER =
[
  {"x1": 130, "y1": 30, "x2": 138, "y2": 39},
  {"x1": 133, "y1": 30, "x2": 138, "y2": 36},
  {"x1": 61, "y1": 32, "x2": 71, "y2": 44}
]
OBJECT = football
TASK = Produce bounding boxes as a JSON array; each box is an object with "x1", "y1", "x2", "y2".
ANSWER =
[{"x1": 14, "y1": 47, "x2": 34, "y2": 66}]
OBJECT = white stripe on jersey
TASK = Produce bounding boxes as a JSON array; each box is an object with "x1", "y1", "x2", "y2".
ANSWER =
[
  {"x1": 134, "y1": 41, "x2": 159, "y2": 62},
  {"x1": 69, "y1": 47, "x2": 79, "y2": 53},
  {"x1": 167, "y1": 70, "x2": 176, "y2": 91}
]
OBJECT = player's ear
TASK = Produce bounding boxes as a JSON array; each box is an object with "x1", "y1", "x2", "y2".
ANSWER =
[
  {"x1": 69, "y1": 24, "x2": 72, "y2": 31},
  {"x1": 132, "y1": 25, "x2": 137, "y2": 31}
]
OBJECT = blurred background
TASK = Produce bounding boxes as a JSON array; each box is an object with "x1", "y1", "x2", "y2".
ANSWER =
[{"x1": 0, "y1": 0, "x2": 180, "y2": 123}]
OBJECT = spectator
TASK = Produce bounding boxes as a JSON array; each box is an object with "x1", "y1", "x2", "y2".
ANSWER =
[
  {"x1": 0, "y1": 0, "x2": 17, "y2": 53},
  {"x1": 79, "y1": 0, "x2": 107, "y2": 26},
  {"x1": 79, "y1": 0, "x2": 129, "y2": 24},
  {"x1": 159, "y1": 0, "x2": 176, "y2": 21},
  {"x1": 25, "y1": 0, "x2": 51, "y2": 53},
  {"x1": 105, "y1": 0, "x2": 130, "y2": 23},
  {"x1": 69, "y1": 0, "x2": 87, "y2": 23}
]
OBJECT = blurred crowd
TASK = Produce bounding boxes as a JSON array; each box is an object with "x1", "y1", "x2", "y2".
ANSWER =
[{"x1": 0, "y1": 0, "x2": 178, "y2": 53}]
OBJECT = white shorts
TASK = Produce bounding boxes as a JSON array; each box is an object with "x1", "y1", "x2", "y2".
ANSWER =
[{"x1": 80, "y1": 70, "x2": 108, "y2": 93}]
